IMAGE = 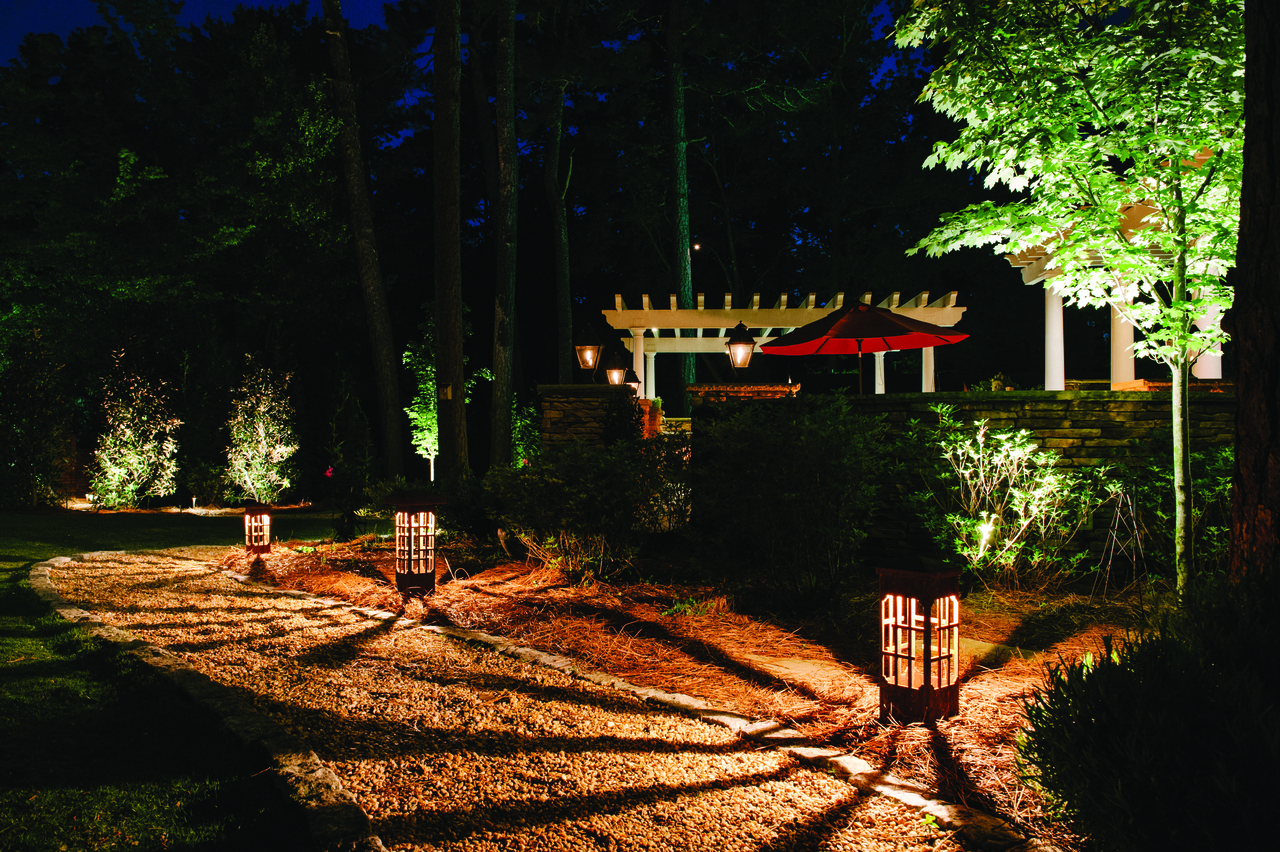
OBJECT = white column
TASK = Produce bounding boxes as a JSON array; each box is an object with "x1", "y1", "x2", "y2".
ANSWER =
[
  {"x1": 630, "y1": 329, "x2": 646, "y2": 397},
  {"x1": 921, "y1": 346, "x2": 936, "y2": 392},
  {"x1": 645, "y1": 350, "x2": 657, "y2": 399},
  {"x1": 875, "y1": 352, "x2": 887, "y2": 394},
  {"x1": 1045, "y1": 287, "x2": 1065, "y2": 391},
  {"x1": 1110, "y1": 302, "x2": 1135, "y2": 385},
  {"x1": 1192, "y1": 302, "x2": 1223, "y2": 379}
]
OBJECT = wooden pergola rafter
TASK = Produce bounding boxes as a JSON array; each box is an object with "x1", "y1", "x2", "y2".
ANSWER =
[{"x1": 601, "y1": 290, "x2": 966, "y2": 397}]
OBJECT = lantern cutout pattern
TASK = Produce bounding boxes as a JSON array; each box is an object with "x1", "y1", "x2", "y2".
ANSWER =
[
  {"x1": 244, "y1": 503, "x2": 271, "y2": 554},
  {"x1": 388, "y1": 494, "x2": 446, "y2": 597},
  {"x1": 878, "y1": 567, "x2": 961, "y2": 723}
]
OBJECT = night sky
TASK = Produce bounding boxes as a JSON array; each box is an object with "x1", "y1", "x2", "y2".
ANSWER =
[{"x1": 1, "y1": 0, "x2": 390, "y2": 67}]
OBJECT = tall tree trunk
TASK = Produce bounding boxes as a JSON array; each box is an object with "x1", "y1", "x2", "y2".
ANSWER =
[
  {"x1": 1226, "y1": 1, "x2": 1280, "y2": 578},
  {"x1": 489, "y1": 0, "x2": 518, "y2": 469},
  {"x1": 667, "y1": 0, "x2": 694, "y2": 412},
  {"x1": 320, "y1": 0, "x2": 403, "y2": 478},
  {"x1": 545, "y1": 81, "x2": 574, "y2": 384},
  {"x1": 434, "y1": 0, "x2": 469, "y2": 481},
  {"x1": 1171, "y1": 194, "x2": 1194, "y2": 594},
  {"x1": 466, "y1": 24, "x2": 501, "y2": 213}
]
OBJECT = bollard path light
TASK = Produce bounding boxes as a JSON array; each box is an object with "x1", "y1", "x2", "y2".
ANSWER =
[
  {"x1": 385, "y1": 491, "x2": 448, "y2": 597},
  {"x1": 877, "y1": 565, "x2": 961, "y2": 723},
  {"x1": 244, "y1": 502, "x2": 272, "y2": 554}
]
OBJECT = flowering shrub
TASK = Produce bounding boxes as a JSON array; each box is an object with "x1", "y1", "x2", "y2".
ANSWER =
[
  {"x1": 90, "y1": 355, "x2": 181, "y2": 509},
  {"x1": 909, "y1": 404, "x2": 1113, "y2": 587},
  {"x1": 225, "y1": 362, "x2": 298, "y2": 504}
]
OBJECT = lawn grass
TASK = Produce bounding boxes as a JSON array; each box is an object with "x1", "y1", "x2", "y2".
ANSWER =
[{"x1": 0, "y1": 509, "x2": 334, "y2": 851}]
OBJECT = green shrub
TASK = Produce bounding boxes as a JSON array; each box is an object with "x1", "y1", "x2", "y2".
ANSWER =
[
  {"x1": 1109, "y1": 444, "x2": 1234, "y2": 579},
  {"x1": 487, "y1": 439, "x2": 660, "y2": 583},
  {"x1": 89, "y1": 355, "x2": 181, "y2": 509},
  {"x1": 0, "y1": 332, "x2": 72, "y2": 509},
  {"x1": 224, "y1": 361, "x2": 298, "y2": 504},
  {"x1": 907, "y1": 404, "x2": 1113, "y2": 588},
  {"x1": 691, "y1": 394, "x2": 893, "y2": 604},
  {"x1": 1017, "y1": 572, "x2": 1279, "y2": 851}
]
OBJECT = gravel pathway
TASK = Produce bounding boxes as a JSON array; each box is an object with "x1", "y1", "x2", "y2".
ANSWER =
[{"x1": 49, "y1": 551, "x2": 954, "y2": 852}]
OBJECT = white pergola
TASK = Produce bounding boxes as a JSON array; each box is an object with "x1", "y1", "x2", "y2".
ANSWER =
[
  {"x1": 601, "y1": 290, "x2": 967, "y2": 398},
  {"x1": 1006, "y1": 203, "x2": 1223, "y2": 390}
]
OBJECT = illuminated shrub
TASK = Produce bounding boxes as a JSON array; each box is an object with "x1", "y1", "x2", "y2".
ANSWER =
[
  {"x1": 908, "y1": 404, "x2": 1112, "y2": 587},
  {"x1": 225, "y1": 362, "x2": 297, "y2": 504},
  {"x1": 90, "y1": 356, "x2": 181, "y2": 509}
]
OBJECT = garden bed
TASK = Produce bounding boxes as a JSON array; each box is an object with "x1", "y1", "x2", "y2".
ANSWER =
[{"x1": 217, "y1": 537, "x2": 1139, "y2": 850}]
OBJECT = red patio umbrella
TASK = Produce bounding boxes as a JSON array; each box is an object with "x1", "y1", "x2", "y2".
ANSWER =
[
  {"x1": 760, "y1": 303, "x2": 968, "y2": 393},
  {"x1": 759, "y1": 304, "x2": 968, "y2": 356}
]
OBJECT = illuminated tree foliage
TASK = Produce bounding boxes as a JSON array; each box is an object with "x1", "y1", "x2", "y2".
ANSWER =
[
  {"x1": 90, "y1": 355, "x2": 181, "y2": 509},
  {"x1": 225, "y1": 361, "x2": 298, "y2": 504},
  {"x1": 897, "y1": 0, "x2": 1245, "y2": 591}
]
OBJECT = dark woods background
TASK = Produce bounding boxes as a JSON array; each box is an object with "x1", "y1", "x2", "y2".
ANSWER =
[{"x1": 0, "y1": 0, "x2": 1137, "y2": 496}]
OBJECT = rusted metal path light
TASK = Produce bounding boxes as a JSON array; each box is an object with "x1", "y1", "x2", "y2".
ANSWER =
[
  {"x1": 385, "y1": 491, "x2": 447, "y2": 597},
  {"x1": 878, "y1": 566, "x2": 961, "y2": 723},
  {"x1": 244, "y1": 502, "x2": 271, "y2": 554}
]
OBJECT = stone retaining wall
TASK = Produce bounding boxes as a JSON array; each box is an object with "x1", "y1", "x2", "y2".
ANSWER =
[
  {"x1": 538, "y1": 384, "x2": 640, "y2": 449},
  {"x1": 842, "y1": 390, "x2": 1236, "y2": 465}
]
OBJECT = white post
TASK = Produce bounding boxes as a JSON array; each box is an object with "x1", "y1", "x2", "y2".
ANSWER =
[
  {"x1": 1192, "y1": 302, "x2": 1223, "y2": 379},
  {"x1": 875, "y1": 352, "x2": 887, "y2": 394},
  {"x1": 1110, "y1": 302, "x2": 1135, "y2": 385},
  {"x1": 921, "y1": 346, "x2": 936, "y2": 392},
  {"x1": 645, "y1": 350, "x2": 657, "y2": 400},
  {"x1": 1045, "y1": 287, "x2": 1065, "y2": 391},
  {"x1": 630, "y1": 329, "x2": 646, "y2": 398}
]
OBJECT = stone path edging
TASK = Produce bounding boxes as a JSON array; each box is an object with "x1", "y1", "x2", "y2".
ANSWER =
[{"x1": 31, "y1": 553, "x2": 1056, "y2": 852}]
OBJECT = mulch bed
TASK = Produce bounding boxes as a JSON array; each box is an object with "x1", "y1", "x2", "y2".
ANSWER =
[{"x1": 218, "y1": 538, "x2": 1122, "y2": 851}]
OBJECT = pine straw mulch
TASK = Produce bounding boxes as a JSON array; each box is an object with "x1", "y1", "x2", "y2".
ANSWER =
[{"x1": 217, "y1": 539, "x2": 1132, "y2": 851}]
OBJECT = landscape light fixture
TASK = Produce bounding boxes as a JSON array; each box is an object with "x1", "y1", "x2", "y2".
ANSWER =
[
  {"x1": 624, "y1": 367, "x2": 642, "y2": 393},
  {"x1": 604, "y1": 348, "x2": 628, "y2": 386},
  {"x1": 244, "y1": 502, "x2": 271, "y2": 555},
  {"x1": 726, "y1": 322, "x2": 757, "y2": 371},
  {"x1": 574, "y1": 325, "x2": 604, "y2": 371},
  {"x1": 385, "y1": 492, "x2": 447, "y2": 598},
  {"x1": 878, "y1": 566, "x2": 961, "y2": 723}
]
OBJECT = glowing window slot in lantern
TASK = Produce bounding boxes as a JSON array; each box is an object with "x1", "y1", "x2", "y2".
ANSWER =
[
  {"x1": 244, "y1": 503, "x2": 271, "y2": 554},
  {"x1": 878, "y1": 566, "x2": 961, "y2": 723},
  {"x1": 386, "y1": 492, "x2": 447, "y2": 598}
]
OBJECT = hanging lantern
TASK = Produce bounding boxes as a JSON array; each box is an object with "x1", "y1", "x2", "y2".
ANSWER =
[
  {"x1": 726, "y1": 322, "x2": 756, "y2": 371},
  {"x1": 878, "y1": 566, "x2": 961, "y2": 723},
  {"x1": 604, "y1": 349, "x2": 628, "y2": 386},
  {"x1": 574, "y1": 325, "x2": 604, "y2": 371},
  {"x1": 623, "y1": 367, "x2": 641, "y2": 394},
  {"x1": 386, "y1": 492, "x2": 447, "y2": 597},
  {"x1": 244, "y1": 502, "x2": 271, "y2": 554}
]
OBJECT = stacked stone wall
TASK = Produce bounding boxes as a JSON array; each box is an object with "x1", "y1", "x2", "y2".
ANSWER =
[
  {"x1": 844, "y1": 390, "x2": 1235, "y2": 465},
  {"x1": 538, "y1": 384, "x2": 638, "y2": 449}
]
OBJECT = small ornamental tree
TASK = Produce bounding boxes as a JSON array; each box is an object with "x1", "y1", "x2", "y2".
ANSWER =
[
  {"x1": 225, "y1": 362, "x2": 298, "y2": 504},
  {"x1": 897, "y1": 0, "x2": 1245, "y2": 592},
  {"x1": 90, "y1": 355, "x2": 181, "y2": 509}
]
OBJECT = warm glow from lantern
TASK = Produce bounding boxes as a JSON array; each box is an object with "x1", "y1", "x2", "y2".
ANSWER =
[
  {"x1": 244, "y1": 506, "x2": 271, "y2": 554},
  {"x1": 877, "y1": 567, "x2": 961, "y2": 723},
  {"x1": 394, "y1": 508, "x2": 437, "y2": 597},
  {"x1": 575, "y1": 342, "x2": 601, "y2": 370},
  {"x1": 726, "y1": 322, "x2": 756, "y2": 371}
]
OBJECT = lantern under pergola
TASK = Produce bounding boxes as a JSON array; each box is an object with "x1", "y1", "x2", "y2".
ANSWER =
[
  {"x1": 726, "y1": 321, "x2": 757, "y2": 371},
  {"x1": 244, "y1": 502, "x2": 271, "y2": 554},
  {"x1": 878, "y1": 566, "x2": 961, "y2": 723},
  {"x1": 385, "y1": 492, "x2": 447, "y2": 597}
]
